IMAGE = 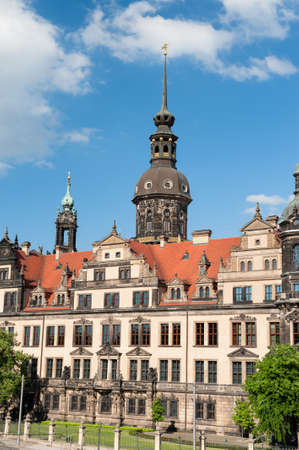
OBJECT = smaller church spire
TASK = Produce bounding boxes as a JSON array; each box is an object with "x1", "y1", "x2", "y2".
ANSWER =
[
  {"x1": 4, "y1": 227, "x2": 9, "y2": 240},
  {"x1": 61, "y1": 171, "x2": 74, "y2": 210},
  {"x1": 112, "y1": 220, "x2": 118, "y2": 235},
  {"x1": 161, "y1": 43, "x2": 169, "y2": 113},
  {"x1": 254, "y1": 202, "x2": 262, "y2": 220}
]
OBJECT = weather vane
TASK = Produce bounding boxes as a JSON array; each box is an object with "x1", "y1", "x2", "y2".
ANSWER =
[{"x1": 162, "y1": 42, "x2": 168, "y2": 56}]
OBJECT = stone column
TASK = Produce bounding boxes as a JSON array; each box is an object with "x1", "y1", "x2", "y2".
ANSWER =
[
  {"x1": 4, "y1": 412, "x2": 11, "y2": 437},
  {"x1": 248, "y1": 437, "x2": 254, "y2": 450},
  {"x1": 200, "y1": 430, "x2": 206, "y2": 450},
  {"x1": 78, "y1": 421, "x2": 85, "y2": 450},
  {"x1": 155, "y1": 425, "x2": 161, "y2": 450},
  {"x1": 48, "y1": 419, "x2": 56, "y2": 445},
  {"x1": 23, "y1": 413, "x2": 31, "y2": 441},
  {"x1": 114, "y1": 425, "x2": 121, "y2": 450}
]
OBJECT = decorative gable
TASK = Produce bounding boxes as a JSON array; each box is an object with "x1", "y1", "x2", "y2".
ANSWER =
[
  {"x1": 126, "y1": 346, "x2": 152, "y2": 357},
  {"x1": 165, "y1": 273, "x2": 187, "y2": 301},
  {"x1": 96, "y1": 343, "x2": 120, "y2": 356},
  {"x1": 70, "y1": 347, "x2": 93, "y2": 356},
  {"x1": 241, "y1": 203, "x2": 273, "y2": 232},
  {"x1": 228, "y1": 347, "x2": 258, "y2": 358}
]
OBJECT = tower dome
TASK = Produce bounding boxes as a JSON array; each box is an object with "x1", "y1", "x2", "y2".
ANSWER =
[
  {"x1": 132, "y1": 44, "x2": 192, "y2": 243},
  {"x1": 61, "y1": 171, "x2": 74, "y2": 210}
]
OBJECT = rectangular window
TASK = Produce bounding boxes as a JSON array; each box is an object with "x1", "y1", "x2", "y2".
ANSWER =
[
  {"x1": 94, "y1": 270, "x2": 105, "y2": 281},
  {"x1": 119, "y1": 267, "x2": 131, "y2": 280},
  {"x1": 131, "y1": 324, "x2": 139, "y2": 346},
  {"x1": 8, "y1": 327, "x2": 14, "y2": 335},
  {"x1": 44, "y1": 393, "x2": 51, "y2": 410},
  {"x1": 160, "y1": 360, "x2": 168, "y2": 381},
  {"x1": 245, "y1": 286, "x2": 252, "y2": 302},
  {"x1": 128, "y1": 398, "x2": 136, "y2": 414},
  {"x1": 233, "y1": 287, "x2": 252, "y2": 303},
  {"x1": 73, "y1": 359, "x2": 80, "y2": 379},
  {"x1": 195, "y1": 401, "x2": 203, "y2": 419},
  {"x1": 24, "y1": 326, "x2": 31, "y2": 346},
  {"x1": 141, "y1": 360, "x2": 149, "y2": 381},
  {"x1": 102, "y1": 324, "x2": 110, "y2": 345},
  {"x1": 70, "y1": 395, "x2": 78, "y2": 411},
  {"x1": 195, "y1": 360, "x2": 204, "y2": 383},
  {"x1": 111, "y1": 359, "x2": 117, "y2": 380},
  {"x1": 265, "y1": 285, "x2": 273, "y2": 301},
  {"x1": 207, "y1": 402, "x2": 215, "y2": 420},
  {"x1": 161, "y1": 399, "x2": 167, "y2": 417},
  {"x1": 232, "y1": 361, "x2": 242, "y2": 384},
  {"x1": 172, "y1": 323, "x2": 181, "y2": 346},
  {"x1": 232, "y1": 323, "x2": 241, "y2": 346},
  {"x1": 275, "y1": 285, "x2": 282, "y2": 298},
  {"x1": 52, "y1": 394, "x2": 59, "y2": 410},
  {"x1": 33, "y1": 326, "x2": 40, "y2": 346},
  {"x1": 294, "y1": 322, "x2": 299, "y2": 345},
  {"x1": 101, "y1": 359, "x2": 108, "y2": 380},
  {"x1": 104, "y1": 293, "x2": 119, "y2": 307},
  {"x1": 233, "y1": 287, "x2": 243, "y2": 302},
  {"x1": 84, "y1": 325, "x2": 92, "y2": 346},
  {"x1": 208, "y1": 361, "x2": 217, "y2": 384},
  {"x1": 74, "y1": 325, "x2": 82, "y2": 346},
  {"x1": 57, "y1": 326, "x2": 65, "y2": 346},
  {"x1": 195, "y1": 323, "x2": 204, "y2": 346},
  {"x1": 78, "y1": 294, "x2": 92, "y2": 308},
  {"x1": 46, "y1": 358, "x2": 53, "y2": 378},
  {"x1": 208, "y1": 323, "x2": 218, "y2": 346},
  {"x1": 130, "y1": 360, "x2": 138, "y2": 381},
  {"x1": 80, "y1": 396, "x2": 86, "y2": 411},
  {"x1": 161, "y1": 323, "x2": 169, "y2": 345},
  {"x1": 171, "y1": 360, "x2": 180, "y2": 382},
  {"x1": 246, "y1": 322, "x2": 256, "y2": 346},
  {"x1": 246, "y1": 361, "x2": 256, "y2": 378},
  {"x1": 83, "y1": 359, "x2": 90, "y2": 379},
  {"x1": 133, "y1": 291, "x2": 149, "y2": 306},
  {"x1": 112, "y1": 324, "x2": 120, "y2": 345},
  {"x1": 141, "y1": 323, "x2": 150, "y2": 346},
  {"x1": 138, "y1": 399, "x2": 146, "y2": 415},
  {"x1": 270, "y1": 322, "x2": 280, "y2": 345},
  {"x1": 31, "y1": 358, "x2": 38, "y2": 378},
  {"x1": 55, "y1": 359, "x2": 63, "y2": 378},
  {"x1": 169, "y1": 400, "x2": 178, "y2": 417},
  {"x1": 46, "y1": 326, "x2": 55, "y2": 346}
]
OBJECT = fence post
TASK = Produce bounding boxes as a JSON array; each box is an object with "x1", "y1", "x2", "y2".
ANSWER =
[
  {"x1": 4, "y1": 412, "x2": 11, "y2": 437},
  {"x1": 200, "y1": 430, "x2": 206, "y2": 450},
  {"x1": 48, "y1": 418, "x2": 56, "y2": 445},
  {"x1": 114, "y1": 424, "x2": 121, "y2": 450},
  {"x1": 155, "y1": 424, "x2": 161, "y2": 450},
  {"x1": 78, "y1": 421, "x2": 85, "y2": 450},
  {"x1": 23, "y1": 413, "x2": 31, "y2": 441}
]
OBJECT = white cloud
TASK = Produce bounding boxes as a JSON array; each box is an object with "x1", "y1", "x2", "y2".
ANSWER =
[
  {"x1": 35, "y1": 160, "x2": 54, "y2": 169},
  {"x1": 76, "y1": 0, "x2": 298, "y2": 81},
  {"x1": 246, "y1": 194, "x2": 288, "y2": 205},
  {"x1": 0, "y1": 162, "x2": 13, "y2": 177},
  {"x1": 0, "y1": 0, "x2": 91, "y2": 165},
  {"x1": 63, "y1": 128, "x2": 100, "y2": 144}
]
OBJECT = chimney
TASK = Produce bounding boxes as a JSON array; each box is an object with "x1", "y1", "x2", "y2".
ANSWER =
[
  {"x1": 21, "y1": 241, "x2": 31, "y2": 256},
  {"x1": 192, "y1": 230, "x2": 212, "y2": 245},
  {"x1": 266, "y1": 216, "x2": 279, "y2": 228}
]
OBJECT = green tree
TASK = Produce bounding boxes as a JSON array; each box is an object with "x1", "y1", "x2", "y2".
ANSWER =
[
  {"x1": 232, "y1": 399, "x2": 255, "y2": 436},
  {"x1": 151, "y1": 397, "x2": 165, "y2": 425},
  {"x1": 0, "y1": 329, "x2": 30, "y2": 406},
  {"x1": 244, "y1": 345, "x2": 299, "y2": 445}
]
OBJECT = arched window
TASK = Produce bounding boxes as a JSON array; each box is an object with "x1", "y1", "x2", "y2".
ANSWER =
[
  {"x1": 164, "y1": 221, "x2": 170, "y2": 233},
  {"x1": 205, "y1": 287, "x2": 210, "y2": 298},
  {"x1": 11, "y1": 292, "x2": 16, "y2": 307},
  {"x1": 272, "y1": 259, "x2": 277, "y2": 270},
  {"x1": 199, "y1": 287, "x2": 204, "y2": 298},
  {"x1": 146, "y1": 210, "x2": 152, "y2": 232},
  {"x1": 293, "y1": 245, "x2": 299, "y2": 270},
  {"x1": 240, "y1": 261, "x2": 245, "y2": 272},
  {"x1": 57, "y1": 294, "x2": 61, "y2": 304},
  {"x1": 265, "y1": 259, "x2": 270, "y2": 270},
  {"x1": 171, "y1": 288, "x2": 175, "y2": 300},
  {"x1": 154, "y1": 145, "x2": 159, "y2": 155},
  {"x1": 247, "y1": 261, "x2": 252, "y2": 271},
  {"x1": 163, "y1": 145, "x2": 168, "y2": 154},
  {"x1": 39, "y1": 295, "x2": 42, "y2": 305},
  {"x1": 176, "y1": 288, "x2": 181, "y2": 299}
]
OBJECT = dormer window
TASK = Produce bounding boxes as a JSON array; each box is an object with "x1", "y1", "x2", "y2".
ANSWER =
[
  {"x1": 0, "y1": 269, "x2": 8, "y2": 280},
  {"x1": 171, "y1": 288, "x2": 181, "y2": 300},
  {"x1": 94, "y1": 270, "x2": 105, "y2": 281},
  {"x1": 119, "y1": 267, "x2": 130, "y2": 280},
  {"x1": 57, "y1": 294, "x2": 65, "y2": 305}
]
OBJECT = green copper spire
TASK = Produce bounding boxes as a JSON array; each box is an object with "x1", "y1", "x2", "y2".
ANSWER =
[{"x1": 61, "y1": 171, "x2": 74, "y2": 210}]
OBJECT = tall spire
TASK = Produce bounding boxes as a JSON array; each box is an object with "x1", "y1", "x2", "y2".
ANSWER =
[
  {"x1": 61, "y1": 171, "x2": 74, "y2": 210},
  {"x1": 161, "y1": 43, "x2": 168, "y2": 113}
]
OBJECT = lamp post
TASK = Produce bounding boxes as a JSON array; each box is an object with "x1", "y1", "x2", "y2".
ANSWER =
[{"x1": 97, "y1": 421, "x2": 101, "y2": 450}]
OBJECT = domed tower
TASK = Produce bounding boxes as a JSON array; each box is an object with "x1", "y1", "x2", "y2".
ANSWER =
[
  {"x1": 54, "y1": 172, "x2": 77, "y2": 253},
  {"x1": 132, "y1": 45, "x2": 192, "y2": 243}
]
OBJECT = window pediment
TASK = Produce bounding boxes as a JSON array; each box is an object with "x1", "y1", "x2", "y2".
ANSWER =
[
  {"x1": 96, "y1": 343, "x2": 120, "y2": 356},
  {"x1": 228, "y1": 347, "x2": 258, "y2": 358},
  {"x1": 230, "y1": 314, "x2": 256, "y2": 322},
  {"x1": 126, "y1": 346, "x2": 152, "y2": 357},
  {"x1": 129, "y1": 316, "x2": 151, "y2": 323},
  {"x1": 73, "y1": 318, "x2": 93, "y2": 325},
  {"x1": 70, "y1": 347, "x2": 93, "y2": 356}
]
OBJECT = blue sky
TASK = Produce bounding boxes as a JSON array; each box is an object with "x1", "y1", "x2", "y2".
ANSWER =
[{"x1": 0, "y1": 0, "x2": 298, "y2": 252}]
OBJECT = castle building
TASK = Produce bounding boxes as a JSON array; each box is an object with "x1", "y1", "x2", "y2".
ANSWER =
[{"x1": 0, "y1": 54, "x2": 298, "y2": 435}]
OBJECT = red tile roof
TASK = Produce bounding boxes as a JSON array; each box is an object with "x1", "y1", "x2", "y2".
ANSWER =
[{"x1": 18, "y1": 237, "x2": 240, "y2": 309}]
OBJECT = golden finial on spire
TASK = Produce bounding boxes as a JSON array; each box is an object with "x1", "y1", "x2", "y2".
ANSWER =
[{"x1": 162, "y1": 42, "x2": 168, "y2": 56}]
